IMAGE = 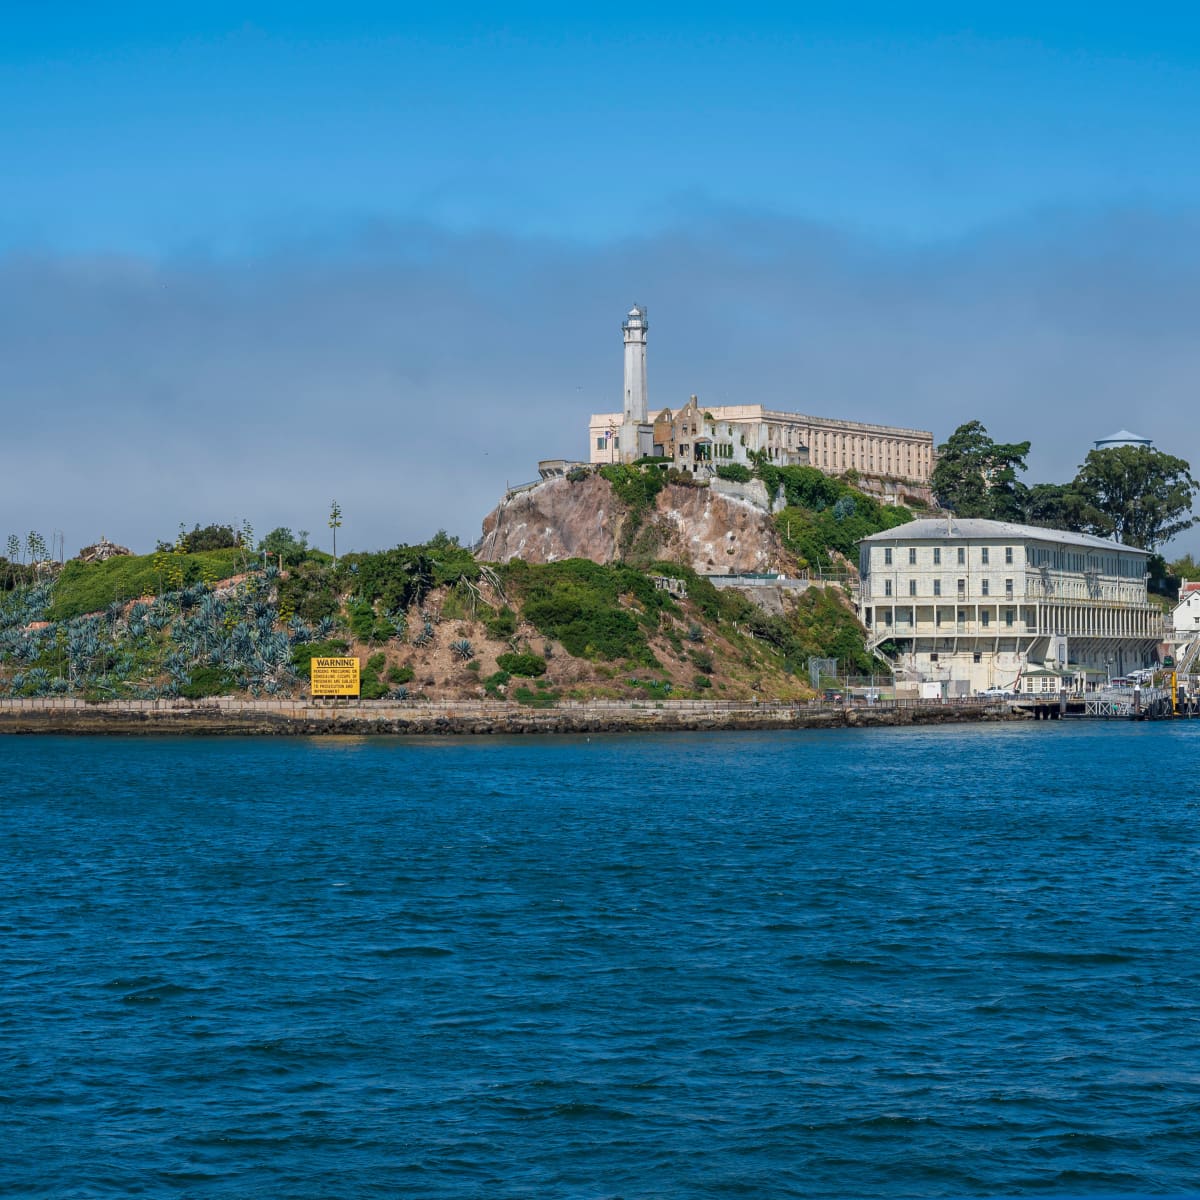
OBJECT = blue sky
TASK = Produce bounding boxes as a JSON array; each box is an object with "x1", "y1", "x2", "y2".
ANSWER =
[
  {"x1": 6, "y1": 4, "x2": 1200, "y2": 249},
  {"x1": 3, "y1": 5, "x2": 1200, "y2": 551}
]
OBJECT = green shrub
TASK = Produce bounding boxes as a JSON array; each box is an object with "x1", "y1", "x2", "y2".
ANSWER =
[
  {"x1": 689, "y1": 649, "x2": 714, "y2": 674},
  {"x1": 715, "y1": 464, "x2": 752, "y2": 483},
  {"x1": 386, "y1": 664, "x2": 414, "y2": 685},
  {"x1": 483, "y1": 605, "x2": 517, "y2": 640},
  {"x1": 291, "y1": 639, "x2": 350, "y2": 674},
  {"x1": 347, "y1": 599, "x2": 377, "y2": 641},
  {"x1": 182, "y1": 524, "x2": 239, "y2": 552},
  {"x1": 502, "y1": 559, "x2": 664, "y2": 665},
  {"x1": 514, "y1": 685, "x2": 557, "y2": 708},
  {"x1": 180, "y1": 665, "x2": 236, "y2": 699},
  {"x1": 341, "y1": 536, "x2": 479, "y2": 614},
  {"x1": 496, "y1": 651, "x2": 547, "y2": 677},
  {"x1": 278, "y1": 561, "x2": 340, "y2": 623},
  {"x1": 484, "y1": 669, "x2": 510, "y2": 698},
  {"x1": 693, "y1": 674, "x2": 713, "y2": 689},
  {"x1": 359, "y1": 651, "x2": 389, "y2": 699}
]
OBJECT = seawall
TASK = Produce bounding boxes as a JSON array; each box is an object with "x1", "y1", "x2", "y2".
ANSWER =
[{"x1": 0, "y1": 697, "x2": 1023, "y2": 736}]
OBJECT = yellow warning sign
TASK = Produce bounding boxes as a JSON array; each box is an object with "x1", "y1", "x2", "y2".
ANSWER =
[{"x1": 311, "y1": 656, "x2": 360, "y2": 697}]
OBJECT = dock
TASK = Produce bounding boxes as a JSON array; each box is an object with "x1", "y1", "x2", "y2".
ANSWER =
[{"x1": 1015, "y1": 684, "x2": 1182, "y2": 721}]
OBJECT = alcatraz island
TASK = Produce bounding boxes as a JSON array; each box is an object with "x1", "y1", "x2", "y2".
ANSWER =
[{"x1": 2, "y1": 305, "x2": 1198, "y2": 735}]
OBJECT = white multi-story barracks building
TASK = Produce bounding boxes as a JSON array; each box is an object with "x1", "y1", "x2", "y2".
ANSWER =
[{"x1": 858, "y1": 519, "x2": 1165, "y2": 694}]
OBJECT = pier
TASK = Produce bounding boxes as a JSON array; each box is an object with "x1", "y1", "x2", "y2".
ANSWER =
[{"x1": 1015, "y1": 684, "x2": 1181, "y2": 721}]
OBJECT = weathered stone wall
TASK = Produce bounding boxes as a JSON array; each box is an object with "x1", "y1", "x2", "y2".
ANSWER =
[{"x1": 708, "y1": 476, "x2": 775, "y2": 512}]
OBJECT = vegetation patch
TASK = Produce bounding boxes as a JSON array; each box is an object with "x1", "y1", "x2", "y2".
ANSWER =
[
  {"x1": 495, "y1": 651, "x2": 546, "y2": 677},
  {"x1": 715, "y1": 464, "x2": 753, "y2": 483},
  {"x1": 502, "y1": 558, "x2": 672, "y2": 665},
  {"x1": 179, "y1": 665, "x2": 237, "y2": 699},
  {"x1": 360, "y1": 651, "x2": 389, "y2": 700},
  {"x1": 48, "y1": 549, "x2": 244, "y2": 621},
  {"x1": 290, "y1": 638, "x2": 350, "y2": 675}
]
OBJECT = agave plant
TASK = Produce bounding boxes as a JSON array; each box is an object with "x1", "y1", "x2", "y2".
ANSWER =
[
  {"x1": 287, "y1": 617, "x2": 313, "y2": 645},
  {"x1": 451, "y1": 638, "x2": 474, "y2": 661},
  {"x1": 22, "y1": 667, "x2": 51, "y2": 697},
  {"x1": 147, "y1": 603, "x2": 172, "y2": 631},
  {"x1": 391, "y1": 685, "x2": 410, "y2": 701}
]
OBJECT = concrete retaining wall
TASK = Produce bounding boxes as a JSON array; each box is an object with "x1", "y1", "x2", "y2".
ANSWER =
[{"x1": 0, "y1": 696, "x2": 1023, "y2": 736}]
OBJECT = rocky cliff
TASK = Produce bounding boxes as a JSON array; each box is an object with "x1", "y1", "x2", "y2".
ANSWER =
[{"x1": 477, "y1": 474, "x2": 792, "y2": 573}]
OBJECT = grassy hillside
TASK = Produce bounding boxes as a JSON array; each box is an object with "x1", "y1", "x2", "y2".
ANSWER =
[
  {"x1": 48, "y1": 548, "x2": 246, "y2": 621},
  {"x1": 0, "y1": 537, "x2": 882, "y2": 703}
]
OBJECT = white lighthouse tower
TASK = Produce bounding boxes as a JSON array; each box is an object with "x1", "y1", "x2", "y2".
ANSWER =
[{"x1": 619, "y1": 304, "x2": 652, "y2": 462}]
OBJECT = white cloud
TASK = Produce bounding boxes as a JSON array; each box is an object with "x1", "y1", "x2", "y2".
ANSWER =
[{"x1": 2, "y1": 208, "x2": 1198, "y2": 556}]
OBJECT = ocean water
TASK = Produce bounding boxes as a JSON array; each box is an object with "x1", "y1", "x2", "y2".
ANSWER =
[{"x1": 2, "y1": 724, "x2": 1199, "y2": 1199}]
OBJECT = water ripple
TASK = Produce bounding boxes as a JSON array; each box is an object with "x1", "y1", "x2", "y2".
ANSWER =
[{"x1": 3, "y1": 724, "x2": 1200, "y2": 1197}]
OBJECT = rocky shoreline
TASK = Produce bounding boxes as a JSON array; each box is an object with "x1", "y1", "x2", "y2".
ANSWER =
[{"x1": 0, "y1": 697, "x2": 1023, "y2": 736}]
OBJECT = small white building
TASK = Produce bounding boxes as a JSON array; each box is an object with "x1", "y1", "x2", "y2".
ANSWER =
[
  {"x1": 1172, "y1": 581, "x2": 1200, "y2": 635},
  {"x1": 858, "y1": 518, "x2": 1164, "y2": 694}
]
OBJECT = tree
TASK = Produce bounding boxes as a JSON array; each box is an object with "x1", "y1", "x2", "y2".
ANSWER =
[
  {"x1": 181, "y1": 523, "x2": 238, "y2": 552},
  {"x1": 328, "y1": 500, "x2": 343, "y2": 565},
  {"x1": 1023, "y1": 482, "x2": 1090, "y2": 532},
  {"x1": 1169, "y1": 552, "x2": 1200, "y2": 581},
  {"x1": 1070, "y1": 446, "x2": 1198, "y2": 550},
  {"x1": 931, "y1": 421, "x2": 1031, "y2": 519},
  {"x1": 259, "y1": 527, "x2": 310, "y2": 566}
]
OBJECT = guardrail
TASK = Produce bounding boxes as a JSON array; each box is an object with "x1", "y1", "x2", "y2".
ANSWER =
[{"x1": 0, "y1": 694, "x2": 1013, "y2": 716}]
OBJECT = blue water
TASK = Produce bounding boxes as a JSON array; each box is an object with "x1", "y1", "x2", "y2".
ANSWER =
[{"x1": 2, "y1": 725, "x2": 1200, "y2": 1199}]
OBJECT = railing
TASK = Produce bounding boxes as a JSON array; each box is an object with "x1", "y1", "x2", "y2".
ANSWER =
[
  {"x1": 0, "y1": 694, "x2": 1013, "y2": 717},
  {"x1": 504, "y1": 479, "x2": 542, "y2": 498},
  {"x1": 705, "y1": 572, "x2": 810, "y2": 588}
]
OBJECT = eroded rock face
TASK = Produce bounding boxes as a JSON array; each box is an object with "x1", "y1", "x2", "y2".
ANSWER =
[{"x1": 477, "y1": 475, "x2": 790, "y2": 573}]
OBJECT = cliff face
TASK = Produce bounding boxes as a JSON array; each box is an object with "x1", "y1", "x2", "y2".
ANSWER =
[{"x1": 477, "y1": 474, "x2": 790, "y2": 573}]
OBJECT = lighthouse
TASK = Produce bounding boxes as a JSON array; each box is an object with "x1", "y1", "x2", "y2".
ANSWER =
[{"x1": 619, "y1": 304, "x2": 652, "y2": 462}]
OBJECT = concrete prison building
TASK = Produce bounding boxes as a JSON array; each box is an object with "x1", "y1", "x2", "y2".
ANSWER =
[{"x1": 588, "y1": 305, "x2": 934, "y2": 490}]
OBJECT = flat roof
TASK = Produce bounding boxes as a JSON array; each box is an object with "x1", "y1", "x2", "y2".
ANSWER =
[{"x1": 859, "y1": 517, "x2": 1150, "y2": 556}]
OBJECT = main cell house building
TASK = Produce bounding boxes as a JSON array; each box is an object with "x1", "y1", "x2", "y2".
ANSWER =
[{"x1": 858, "y1": 518, "x2": 1165, "y2": 694}]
